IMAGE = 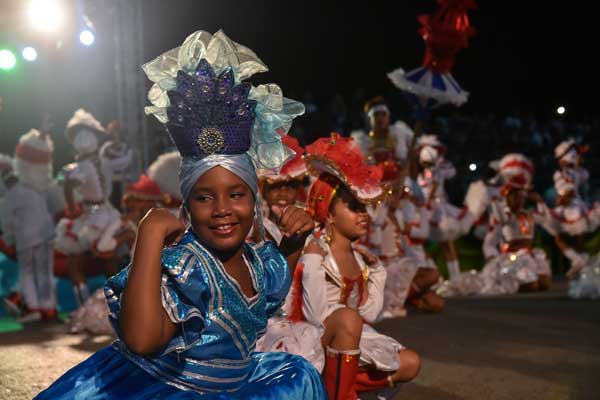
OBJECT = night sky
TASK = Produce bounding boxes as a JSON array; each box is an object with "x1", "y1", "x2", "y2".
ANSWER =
[
  {"x1": 135, "y1": 0, "x2": 596, "y2": 116},
  {"x1": 0, "y1": 0, "x2": 596, "y2": 166}
]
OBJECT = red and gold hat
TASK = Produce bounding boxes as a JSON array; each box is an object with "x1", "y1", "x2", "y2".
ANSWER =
[
  {"x1": 305, "y1": 132, "x2": 385, "y2": 223},
  {"x1": 15, "y1": 129, "x2": 53, "y2": 164},
  {"x1": 262, "y1": 135, "x2": 307, "y2": 184},
  {"x1": 124, "y1": 175, "x2": 167, "y2": 202},
  {"x1": 498, "y1": 153, "x2": 534, "y2": 196},
  {"x1": 415, "y1": 134, "x2": 446, "y2": 160}
]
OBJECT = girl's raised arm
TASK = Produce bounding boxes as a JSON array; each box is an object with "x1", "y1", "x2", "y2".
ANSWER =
[{"x1": 119, "y1": 208, "x2": 184, "y2": 355}]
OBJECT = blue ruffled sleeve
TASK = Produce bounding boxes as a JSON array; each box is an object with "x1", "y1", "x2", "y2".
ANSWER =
[
  {"x1": 255, "y1": 241, "x2": 291, "y2": 318},
  {"x1": 104, "y1": 234, "x2": 208, "y2": 354}
]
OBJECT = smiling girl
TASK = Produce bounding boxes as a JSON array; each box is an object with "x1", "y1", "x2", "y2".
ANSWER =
[
  {"x1": 35, "y1": 30, "x2": 325, "y2": 399},
  {"x1": 295, "y1": 133, "x2": 421, "y2": 400}
]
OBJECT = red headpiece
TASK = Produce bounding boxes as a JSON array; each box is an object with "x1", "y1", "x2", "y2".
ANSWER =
[
  {"x1": 305, "y1": 133, "x2": 385, "y2": 223},
  {"x1": 124, "y1": 175, "x2": 165, "y2": 202},
  {"x1": 15, "y1": 129, "x2": 53, "y2": 164},
  {"x1": 498, "y1": 153, "x2": 534, "y2": 196}
]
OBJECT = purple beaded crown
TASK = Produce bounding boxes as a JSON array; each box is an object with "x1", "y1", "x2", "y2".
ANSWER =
[{"x1": 165, "y1": 59, "x2": 257, "y2": 159}]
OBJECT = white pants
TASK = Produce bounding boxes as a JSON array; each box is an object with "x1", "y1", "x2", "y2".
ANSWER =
[{"x1": 17, "y1": 241, "x2": 56, "y2": 310}]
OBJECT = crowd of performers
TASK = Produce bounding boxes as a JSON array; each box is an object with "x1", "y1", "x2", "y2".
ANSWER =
[{"x1": 0, "y1": 30, "x2": 599, "y2": 400}]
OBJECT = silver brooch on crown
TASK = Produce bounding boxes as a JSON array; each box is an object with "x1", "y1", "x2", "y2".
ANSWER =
[{"x1": 197, "y1": 127, "x2": 225, "y2": 154}]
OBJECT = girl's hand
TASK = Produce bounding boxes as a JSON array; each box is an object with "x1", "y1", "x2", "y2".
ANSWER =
[
  {"x1": 271, "y1": 205, "x2": 315, "y2": 240},
  {"x1": 138, "y1": 208, "x2": 186, "y2": 246},
  {"x1": 304, "y1": 239, "x2": 326, "y2": 257}
]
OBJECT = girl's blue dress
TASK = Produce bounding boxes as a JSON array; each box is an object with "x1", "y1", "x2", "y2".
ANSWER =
[{"x1": 35, "y1": 231, "x2": 326, "y2": 399}]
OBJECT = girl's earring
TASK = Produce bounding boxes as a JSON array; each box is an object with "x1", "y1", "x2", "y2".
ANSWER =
[{"x1": 324, "y1": 220, "x2": 333, "y2": 244}]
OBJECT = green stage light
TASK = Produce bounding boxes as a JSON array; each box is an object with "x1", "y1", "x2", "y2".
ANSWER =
[{"x1": 0, "y1": 49, "x2": 17, "y2": 70}]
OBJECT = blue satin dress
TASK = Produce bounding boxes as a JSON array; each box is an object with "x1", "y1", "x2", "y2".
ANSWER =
[{"x1": 35, "y1": 231, "x2": 326, "y2": 399}]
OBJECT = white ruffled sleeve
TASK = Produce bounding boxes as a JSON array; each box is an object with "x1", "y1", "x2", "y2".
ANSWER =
[{"x1": 300, "y1": 253, "x2": 333, "y2": 326}]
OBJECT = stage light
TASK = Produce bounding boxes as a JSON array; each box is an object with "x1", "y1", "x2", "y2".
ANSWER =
[
  {"x1": 28, "y1": 0, "x2": 64, "y2": 33},
  {"x1": 0, "y1": 50, "x2": 17, "y2": 70},
  {"x1": 79, "y1": 30, "x2": 95, "y2": 46},
  {"x1": 469, "y1": 163, "x2": 477, "y2": 172},
  {"x1": 22, "y1": 47, "x2": 38, "y2": 62},
  {"x1": 556, "y1": 106, "x2": 566, "y2": 115}
]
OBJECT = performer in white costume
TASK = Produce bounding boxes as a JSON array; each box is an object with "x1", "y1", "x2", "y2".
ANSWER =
[
  {"x1": 439, "y1": 154, "x2": 555, "y2": 296},
  {"x1": 416, "y1": 134, "x2": 473, "y2": 279},
  {"x1": 551, "y1": 140, "x2": 599, "y2": 253},
  {"x1": 66, "y1": 151, "x2": 183, "y2": 334},
  {"x1": 553, "y1": 139, "x2": 589, "y2": 202},
  {"x1": 351, "y1": 96, "x2": 414, "y2": 183},
  {"x1": 549, "y1": 139, "x2": 600, "y2": 299},
  {"x1": 369, "y1": 178, "x2": 444, "y2": 317},
  {"x1": 295, "y1": 133, "x2": 420, "y2": 400},
  {"x1": 551, "y1": 138, "x2": 597, "y2": 236},
  {"x1": 55, "y1": 109, "x2": 128, "y2": 305},
  {"x1": 2, "y1": 129, "x2": 56, "y2": 322}
]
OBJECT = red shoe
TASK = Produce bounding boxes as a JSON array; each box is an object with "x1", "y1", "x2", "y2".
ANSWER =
[
  {"x1": 39, "y1": 308, "x2": 58, "y2": 321},
  {"x1": 323, "y1": 347, "x2": 360, "y2": 400},
  {"x1": 354, "y1": 370, "x2": 394, "y2": 392}
]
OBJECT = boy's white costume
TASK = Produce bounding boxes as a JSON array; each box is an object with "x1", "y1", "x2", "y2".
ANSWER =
[
  {"x1": 1, "y1": 130, "x2": 56, "y2": 317},
  {"x1": 55, "y1": 109, "x2": 128, "y2": 255},
  {"x1": 368, "y1": 178, "x2": 436, "y2": 317},
  {"x1": 550, "y1": 139, "x2": 600, "y2": 299},
  {"x1": 551, "y1": 139, "x2": 599, "y2": 235},
  {"x1": 351, "y1": 120, "x2": 414, "y2": 166},
  {"x1": 66, "y1": 151, "x2": 183, "y2": 334},
  {"x1": 416, "y1": 135, "x2": 474, "y2": 242}
]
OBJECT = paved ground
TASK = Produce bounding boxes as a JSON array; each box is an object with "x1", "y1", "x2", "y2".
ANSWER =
[
  {"x1": 1, "y1": 280, "x2": 598, "y2": 400},
  {"x1": 384, "y1": 281, "x2": 600, "y2": 400}
]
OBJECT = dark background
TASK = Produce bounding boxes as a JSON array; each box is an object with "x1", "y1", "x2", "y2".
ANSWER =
[{"x1": 0, "y1": 0, "x2": 597, "y2": 170}]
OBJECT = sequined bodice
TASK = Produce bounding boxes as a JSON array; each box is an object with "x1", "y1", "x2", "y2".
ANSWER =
[
  {"x1": 105, "y1": 232, "x2": 290, "y2": 393},
  {"x1": 500, "y1": 212, "x2": 535, "y2": 243}
]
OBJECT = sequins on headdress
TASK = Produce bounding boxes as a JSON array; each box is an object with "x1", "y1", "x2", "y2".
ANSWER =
[{"x1": 166, "y1": 59, "x2": 257, "y2": 158}]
